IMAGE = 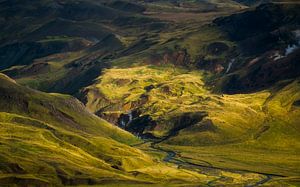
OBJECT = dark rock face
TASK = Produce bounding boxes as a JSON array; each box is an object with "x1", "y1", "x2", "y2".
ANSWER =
[
  {"x1": 214, "y1": 3, "x2": 300, "y2": 55},
  {"x1": 117, "y1": 111, "x2": 139, "y2": 129},
  {"x1": 116, "y1": 110, "x2": 207, "y2": 139},
  {"x1": 213, "y1": 3, "x2": 300, "y2": 93},
  {"x1": 293, "y1": 100, "x2": 300, "y2": 107},
  {"x1": 117, "y1": 110, "x2": 157, "y2": 137},
  {"x1": 215, "y1": 4, "x2": 300, "y2": 41},
  {"x1": 127, "y1": 115, "x2": 157, "y2": 137},
  {"x1": 222, "y1": 48, "x2": 300, "y2": 94}
]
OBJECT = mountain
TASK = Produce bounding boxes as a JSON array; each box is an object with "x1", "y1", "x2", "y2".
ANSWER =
[
  {"x1": 214, "y1": 3, "x2": 300, "y2": 93},
  {"x1": 0, "y1": 0, "x2": 300, "y2": 186},
  {"x1": 0, "y1": 0, "x2": 244, "y2": 95}
]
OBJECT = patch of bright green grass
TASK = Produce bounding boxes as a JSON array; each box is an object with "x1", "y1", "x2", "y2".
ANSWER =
[
  {"x1": 85, "y1": 66, "x2": 300, "y2": 182},
  {"x1": 0, "y1": 73, "x2": 215, "y2": 186}
]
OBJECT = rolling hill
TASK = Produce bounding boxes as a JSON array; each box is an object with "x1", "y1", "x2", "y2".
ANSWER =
[
  {"x1": 0, "y1": 0, "x2": 300, "y2": 186},
  {"x1": 0, "y1": 73, "x2": 215, "y2": 186}
]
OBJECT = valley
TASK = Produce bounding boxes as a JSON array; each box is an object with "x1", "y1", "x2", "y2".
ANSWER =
[{"x1": 0, "y1": 0, "x2": 300, "y2": 186}]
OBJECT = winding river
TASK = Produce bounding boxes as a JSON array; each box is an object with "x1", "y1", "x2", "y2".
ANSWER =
[{"x1": 133, "y1": 140, "x2": 281, "y2": 186}]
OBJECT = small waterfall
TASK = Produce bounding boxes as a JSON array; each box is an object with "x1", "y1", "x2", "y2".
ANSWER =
[
  {"x1": 285, "y1": 44, "x2": 298, "y2": 56},
  {"x1": 128, "y1": 110, "x2": 133, "y2": 124},
  {"x1": 119, "y1": 110, "x2": 133, "y2": 129},
  {"x1": 284, "y1": 30, "x2": 300, "y2": 56},
  {"x1": 120, "y1": 119, "x2": 126, "y2": 128},
  {"x1": 226, "y1": 59, "x2": 234, "y2": 73}
]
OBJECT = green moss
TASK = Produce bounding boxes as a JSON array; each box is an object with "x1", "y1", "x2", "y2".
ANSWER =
[
  {"x1": 0, "y1": 73, "x2": 214, "y2": 186},
  {"x1": 85, "y1": 66, "x2": 300, "y2": 182}
]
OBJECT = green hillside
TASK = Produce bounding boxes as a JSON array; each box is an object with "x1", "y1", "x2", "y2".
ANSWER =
[
  {"x1": 0, "y1": 73, "x2": 215, "y2": 186},
  {"x1": 83, "y1": 65, "x2": 300, "y2": 178},
  {"x1": 0, "y1": 0, "x2": 300, "y2": 186}
]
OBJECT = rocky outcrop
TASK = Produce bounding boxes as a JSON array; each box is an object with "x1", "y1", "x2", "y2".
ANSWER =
[
  {"x1": 117, "y1": 110, "x2": 156, "y2": 137},
  {"x1": 221, "y1": 48, "x2": 300, "y2": 93},
  {"x1": 163, "y1": 48, "x2": 191, "y2": 66},
  {"x1": 213, "y1": 3, "x2": 300, "y2": 93},
  {"x1": 214, "y1": 4, "x2": 300, "y2": 42},
  {"x1": 148, "y1": 48, "x2": 191, "y2": 67}
]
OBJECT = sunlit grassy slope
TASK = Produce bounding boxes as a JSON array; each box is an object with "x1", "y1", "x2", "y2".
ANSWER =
[
  {"x1": 85, "y1": 65, "x2": 300, "y2": 178},
  {"x1": 0, "y1": 73, "x2": 214, "y2": 186}
]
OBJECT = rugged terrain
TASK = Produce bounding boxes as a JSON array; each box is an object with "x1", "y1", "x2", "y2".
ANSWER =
[
  {"x1": 0, "y1": 0, "x2": 300, "y2": 186},
  {"x1": 0, "y1": 73, "x2": 217, "y2": 186}
]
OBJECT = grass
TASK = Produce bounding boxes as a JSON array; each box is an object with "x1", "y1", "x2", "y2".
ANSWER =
[
  {"x1": 1, "y1": 1, "x2": 299, "y2": 185},
  {"x1": 180, "y1": 26, "x2": 235, "y2": 61},
  {"x1": 13, "y1": 51, "x2": 85, "y2": 91},
  {"x1": 0, "y1": 73, "x2": 218, "y2": 186},
  {"x1": 85, "y1": 65, "x2": 210, "y2": 136},
  {"x1": 85, "y1": 65, "x2": 300, "y2": 185},
  {"x1": 38, "y1": 36, "x2": 82, "y2": 43},
  {"x1": 142, "y1": 0, "x2": 245, "y2": 23},
  {"x1": 159, "y1": 79, "x2": 300, "y2": 182},
  {"x1": 3, "y1": 0, "x2": 241, "y2": 94}
]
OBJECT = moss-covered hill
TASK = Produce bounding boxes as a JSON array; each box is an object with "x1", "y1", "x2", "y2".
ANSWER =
[
  {"x1": 0, "y1": 73, "x2": 216, "y2": 186},
  {"x1": 0, "y1": 0, "x2": 300, "y2": 186},
  {"x1": 83, "y1": 65, "x2": 300, "y2": 184}
]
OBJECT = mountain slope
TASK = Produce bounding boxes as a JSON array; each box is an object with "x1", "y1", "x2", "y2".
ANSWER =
[
  {"x1": 0, "y1": 0, "x2": 244, "y2": 95},
  {"x1": 0, "y1": 73, "x2": 212, "y2": 186},
  {"x1": 83, "y1": 65, "x2": 300, "y2": 185},
  {"x1": 0, "y1": 1, "x2": 300, "y2": 186}
]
